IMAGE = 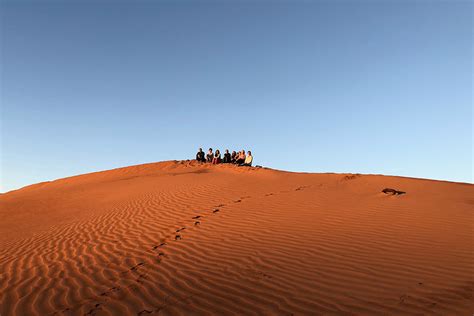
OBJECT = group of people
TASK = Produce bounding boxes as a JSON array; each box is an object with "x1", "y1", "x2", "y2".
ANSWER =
[{"x1": 196, "y1": 148, "x2": 253, "y2": 166}]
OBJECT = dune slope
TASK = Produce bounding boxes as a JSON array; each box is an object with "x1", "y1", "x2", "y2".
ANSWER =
[{"x1": 0, "y1": 161, "x2": 473, "y2": 315}]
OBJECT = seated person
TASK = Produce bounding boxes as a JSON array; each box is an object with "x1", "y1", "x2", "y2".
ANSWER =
[
  {"x1": 239, "y1": 151, "x2": 253, "y2": 166},
  {"x1": 212, "y1": 149, "x2": 221, "y2": 164},
  {"x1": 223, "y1": 149, "x2": 231, "y2": 163},
  {"x1": 231, "y1": 151, "x2": 237, "y2": 163},
  {"x1": 206, "y1": 148, "x2": 214, "y2": 163},
  {"x1": 195, "y1": 148, "x2": 206, "y2": 162},
  {"x1": 235, "y1": 150, "x2": 246, "y2": 164}
]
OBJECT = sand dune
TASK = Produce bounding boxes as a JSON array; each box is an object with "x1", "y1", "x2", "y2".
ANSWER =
[{"x1": 0, "y1": 160, "x2": 472, "y2": 315}]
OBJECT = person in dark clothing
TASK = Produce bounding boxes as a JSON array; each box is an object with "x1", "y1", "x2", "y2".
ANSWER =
[
  {"x1": 206, "y1": 148, "x2": 214, "y2": 163},
  {"x1": 235, "y1": 150, "x2": 246, "y2": 164},
  {"x1": 231, "y1": 151, "x2": 237, "y2": 163},
  {"x1": 223, "y1": 149, "x2": 231, "y2": 163},
  {"x1": 196, "y1": 148, "x2": 206, "y2": 162}
]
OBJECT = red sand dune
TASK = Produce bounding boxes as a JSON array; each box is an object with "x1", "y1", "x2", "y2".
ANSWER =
[{"x1": 0, "y1": 160, "x2": 473, "y2": 315}]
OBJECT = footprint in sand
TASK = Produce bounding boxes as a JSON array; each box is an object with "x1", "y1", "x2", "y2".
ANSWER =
[
  {"x1": 382, "y1": 188, "x2": 406, "y2": 195},
  {"x1": 130, "y1": 262, "x2": 145, "y2": 272},
  {"x1": 213, "y1": 209, "x2": 220, "y2": 213},
  {"x1": 152, "y1": 242, "x2": 167, "y2": 250},
  {"x1": 137, "y1": 309, "x2": 153, "y2": 315},
  {"x1": 234, "y1": 199, "x2": 242, "y2": 203},
  {"x1": 120, "y1": 263, "x2": 144, "y2": 275},
  {"x1": 194, "y1": 221, "x2": 201, "y2": 225},
  {"x1": 192, "y1": 215, "x2": 202, "y2": 219},
  {"x1": 176, "y1": 227, "x2": 186, "y2": 232},
  {"x1": 85, "y1": 303, "x2": 102, "y2": 315},
  {"x1": 100, "y1": 286, "x2": 121, "y2": 297},
  {"x1": 295, "y1": 186, "x2": 310, "y2": 191},
  {"x1": 343, "y1": 174, "x2": 361, "y2": 181},
  {"x1": 175, "y1": 235, "x2": 182, "y2": 240},
  {"x1": 136, "y1": 273, "x2": 148, "y2": 284},
  {"x1": 399, "y1": 294, "x2": 411, "y2": 304}
]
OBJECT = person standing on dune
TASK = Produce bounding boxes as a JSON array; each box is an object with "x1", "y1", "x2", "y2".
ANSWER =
[{"x1": 196, "y1": 148, "x2": 206, "y2": 162}]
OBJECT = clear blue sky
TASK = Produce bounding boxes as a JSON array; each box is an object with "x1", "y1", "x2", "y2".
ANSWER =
[{"x1": 1, "y1": 1, "x2": 472, "y2": 192}]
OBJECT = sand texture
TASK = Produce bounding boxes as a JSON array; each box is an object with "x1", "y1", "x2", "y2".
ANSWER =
[{"x1": 0, "y1": 161, "x2": 472, "y2": 315}]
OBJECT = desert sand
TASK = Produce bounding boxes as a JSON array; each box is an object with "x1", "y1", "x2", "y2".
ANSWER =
[{"x1": 0, "y1": 160, "x2": 472, "y2": 315}]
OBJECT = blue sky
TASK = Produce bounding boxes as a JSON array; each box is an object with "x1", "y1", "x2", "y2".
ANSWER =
[{"x1": 1, "y1": 1, "x2": 472, "y2": 192}]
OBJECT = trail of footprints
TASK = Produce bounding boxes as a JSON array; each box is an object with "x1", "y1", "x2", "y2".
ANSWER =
[{"x1": 52, "y1": 185, "x2": 311, "y2": 316}]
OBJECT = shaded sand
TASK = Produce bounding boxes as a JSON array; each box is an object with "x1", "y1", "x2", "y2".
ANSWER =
[{"x1": 0, "y1": 161, "x2": 473, "y2": 315}]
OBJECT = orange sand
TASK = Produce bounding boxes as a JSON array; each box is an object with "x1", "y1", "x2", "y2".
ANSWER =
[{"x1": 0, "y1": 161, "x2": 472, "y2": 315}]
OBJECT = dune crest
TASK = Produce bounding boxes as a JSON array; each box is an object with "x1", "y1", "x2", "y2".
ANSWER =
[{"x1": 1, "y1": 161, "x2": 473, "y2": 315}]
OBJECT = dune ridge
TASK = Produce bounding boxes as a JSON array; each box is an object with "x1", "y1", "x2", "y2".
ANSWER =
[{"x1": 0, "y1": 160, "x2": 473, "y2": 315}]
